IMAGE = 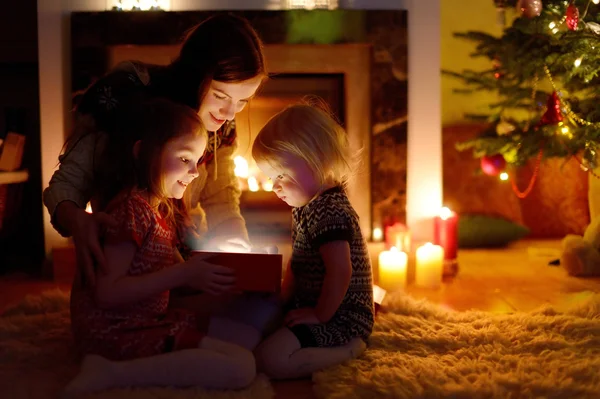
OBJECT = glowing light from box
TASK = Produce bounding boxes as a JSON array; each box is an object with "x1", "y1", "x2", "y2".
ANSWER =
[
  {"x1": 234, "y1": 156, "x2": 249, "y2": 179},
  {"x1": 287, "y1": 0, "x2": 338, "y2": 9},
  {"x1": 106, "y1": 0, "x2": 170, "y2": 11},
  {"x1": 372, "y1": 227, "x2": 383, "y2": 242},
  {"x1": 262, "y1": 179, "x2": 273, "y2": 192},
  {"x1": 499, "y1": 172, "x2": 509, "y2": 181},
  {"x1": 248, "y1": 176, "x2": 260, "y2": 192}
]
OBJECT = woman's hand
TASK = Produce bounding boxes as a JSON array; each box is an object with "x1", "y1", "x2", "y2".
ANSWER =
[
  {"x1": 61, "y1": 203, "x2": 118, "y2": 286},
  {"x1": 284, "y1": 308, "x2": 321, "y2": 326},
  {"x1": 184, "y1": 255, "x2": 237, "y2": 295}
]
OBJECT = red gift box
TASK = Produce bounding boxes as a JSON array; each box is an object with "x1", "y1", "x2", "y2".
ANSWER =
[{"x1": 192, "y1": 250, "x2": 282, "y2": 293}]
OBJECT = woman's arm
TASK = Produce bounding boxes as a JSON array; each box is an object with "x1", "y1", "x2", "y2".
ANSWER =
[
  {"x1": 42, "y1": 126, "x2": 98, "y2": 237},
  {"x1": 315, "y1": 240, "x2": 353, "y2": 323}
]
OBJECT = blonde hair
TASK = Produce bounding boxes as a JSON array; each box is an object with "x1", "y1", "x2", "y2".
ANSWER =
[{"x1": 252, "y1": 100, "x2": 359, "y2": 187}]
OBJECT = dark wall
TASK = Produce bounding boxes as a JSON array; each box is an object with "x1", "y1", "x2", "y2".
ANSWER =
[{"x1": 0, "y1": 0, "x2": 44, "y2": 274}]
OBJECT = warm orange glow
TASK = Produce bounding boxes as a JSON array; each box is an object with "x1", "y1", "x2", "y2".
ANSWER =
[
  {"x1": 248, "y1": 176, "x2": 260, "y2": 192},
  {"x1": 372, "y1": 227, "x2": 383, "y2": 242}
]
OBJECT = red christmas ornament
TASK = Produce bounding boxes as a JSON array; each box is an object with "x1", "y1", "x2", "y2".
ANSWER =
[
  {"x1": 481, "y1": 154, "x2": 507, "y2": 176},
  {"x1": 540, "y1": 91, "x2": 563, "y2": 125},
  {"x1": 517, "y1": 0, "x2": 543, "y2": 18},
  {"x1": 566, "y1": 2, "x2": 579, "y2": 31},
  {"x1": 492, "y1": 58, "x2": 504, "y2": 80}
]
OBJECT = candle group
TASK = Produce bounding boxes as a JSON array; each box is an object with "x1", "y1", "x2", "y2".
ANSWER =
[
  {"x1": 376, "y1": 210, "x2": 456, "y2": 290},
  {"x1": 378, "y1": 247, "x2": 408, "y2": 291}
]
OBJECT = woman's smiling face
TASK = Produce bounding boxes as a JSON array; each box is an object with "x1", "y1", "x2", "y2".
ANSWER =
[{"x1": 198, "y1": 77, "x2": 263, "y2": 132}]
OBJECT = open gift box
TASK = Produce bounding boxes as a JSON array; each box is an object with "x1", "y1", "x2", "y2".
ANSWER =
[{"x1": 191, "y1": 250, "x2": 283, "y2": 293}]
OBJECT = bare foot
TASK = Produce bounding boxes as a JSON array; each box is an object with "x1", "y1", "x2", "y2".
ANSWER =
[
  {"x1": 62, "y1": 354, "x2": 115, "y2": 397},
  {"x1": 348, "y1": 337, "x2": 367, "y2": 358}
]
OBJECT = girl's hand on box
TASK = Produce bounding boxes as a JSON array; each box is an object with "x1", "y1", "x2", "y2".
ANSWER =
[{"x1": 185, "y1": 255, "x2": 236, "y2": 295}]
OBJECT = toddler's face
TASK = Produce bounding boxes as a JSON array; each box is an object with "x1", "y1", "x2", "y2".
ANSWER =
[{"x1": 257, "y1": 155, "x2": 321, "y2": 208}]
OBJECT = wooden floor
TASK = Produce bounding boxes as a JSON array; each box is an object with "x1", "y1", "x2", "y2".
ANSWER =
[{"x1": 1, "y1": 239, "x2": 600, "y2": 399}]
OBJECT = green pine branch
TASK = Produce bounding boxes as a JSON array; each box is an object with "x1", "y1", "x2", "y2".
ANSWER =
[{"x1": 446, "y1": 0, "x2": 600, "y2": 169}]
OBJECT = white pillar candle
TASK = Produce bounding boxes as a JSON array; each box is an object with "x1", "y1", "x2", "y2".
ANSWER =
[
  {"x1": 378, "y1": 247, "x2": 408, "y2": 291},
  {"x1": 415, "y1": 242, "x2": 444, "y2": 288}
]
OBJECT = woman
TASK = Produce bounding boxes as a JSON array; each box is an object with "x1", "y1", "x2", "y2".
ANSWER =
[{"x1": 43, "y1": 13, "x2": 278, "y2": 346}]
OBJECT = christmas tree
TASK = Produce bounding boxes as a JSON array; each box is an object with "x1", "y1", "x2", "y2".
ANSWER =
[{"x1": 445, "y1": 0, "x2": 600, "y2": 182}]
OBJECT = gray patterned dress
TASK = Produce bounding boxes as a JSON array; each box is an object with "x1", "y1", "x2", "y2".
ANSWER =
[{"x1": 288, "y1": 185, "x2": 374, "y2": 347}]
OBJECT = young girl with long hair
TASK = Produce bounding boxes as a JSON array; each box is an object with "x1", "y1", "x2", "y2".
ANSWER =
[
  {"x1": 251, "y1": 102, "x2": 375, "y2": 379},
  {"x1": 64, "y1": 99, "x2": 257, "y2": 395}
]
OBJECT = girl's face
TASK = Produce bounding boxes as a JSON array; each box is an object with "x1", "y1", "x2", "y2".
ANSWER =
[
  {"x1": 257, "y1": 154, "x2": 322, "y2": 208},
  {"x1": 198, "y1": 76, "x2": 263, "y2": 132},
  {"x1": 161, "y1": 133, "x2": 207, "y2": 199}
]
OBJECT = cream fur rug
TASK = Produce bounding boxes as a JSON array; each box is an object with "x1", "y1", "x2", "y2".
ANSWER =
[
  {"x1": 313, "y1": 292, "x2": 600, "y2": 399},
  {"x1": 0, "y1": 289, "x2": 274, "y2": 399}
]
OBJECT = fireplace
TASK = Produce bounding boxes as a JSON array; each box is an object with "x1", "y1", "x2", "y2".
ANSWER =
[{"x1": 107, "y1": 43, "x2": 372, "y2": 238}]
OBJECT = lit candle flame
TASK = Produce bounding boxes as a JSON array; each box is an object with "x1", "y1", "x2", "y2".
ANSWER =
[
  {"x1": 439, "y1": 207, "x2": 452, "y2": 220},
  {"x1": 248, "y1": 176, "x2": 260, "y2": 192},
  {"x1": 234, "y1": 156, "x2": 249, "y2": 178},
  {"x1": 372, "y1": 227, "x2": 383, "y2": 241},
  {"x1": 262, "y1": 179, "x2": 274, "y2": 192}
]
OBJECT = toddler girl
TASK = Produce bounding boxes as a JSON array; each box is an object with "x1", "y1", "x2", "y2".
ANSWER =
[{"x1": 251, "y1": 102, "x2": 374, "y2": 379}]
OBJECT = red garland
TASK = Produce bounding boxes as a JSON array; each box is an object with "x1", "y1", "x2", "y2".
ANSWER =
[{"x1": 510, "y1": 148, "x2": 544, "y2": 199}]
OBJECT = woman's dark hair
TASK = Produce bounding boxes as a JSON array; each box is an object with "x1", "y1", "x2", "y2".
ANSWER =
[{"x1": 151, "y1": 13, "x2": 267, "y2": 111}]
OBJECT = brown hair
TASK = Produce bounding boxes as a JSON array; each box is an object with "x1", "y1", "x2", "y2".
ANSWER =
[
  {"x1": 97, "y1": 98, "x2": 206, "y2": 236},
  {"x1": 152, "y1": 13, "x2": 268, "y2": 111}
]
